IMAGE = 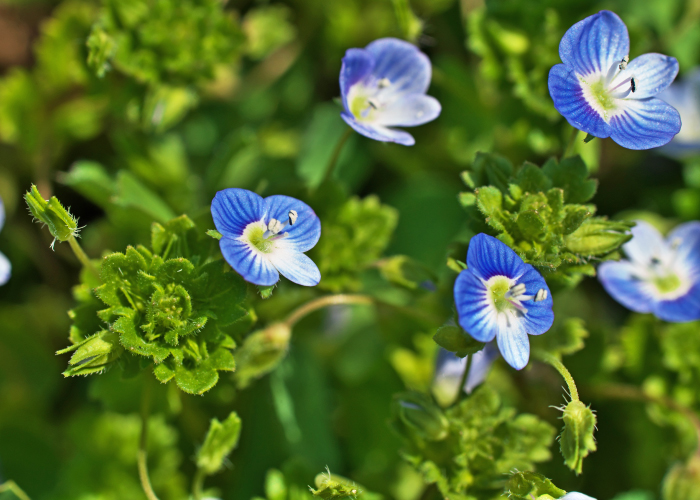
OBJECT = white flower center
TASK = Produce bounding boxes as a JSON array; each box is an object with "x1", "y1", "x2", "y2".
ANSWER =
[
  {"x1": 240, "y1": 211, "x2": 298, "y2": 254},
  {"x1": 579, "y1": 55, "x2": 637, "y2": 122},
  {"x1": 633, "y1": 249, "x2": 693, "y2": 301}
]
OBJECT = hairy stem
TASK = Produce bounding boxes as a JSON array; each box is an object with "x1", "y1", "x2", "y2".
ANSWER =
[
  {"x1": 0, "y1": 481, "x2": 32, "y2": 500},
  {"x1": 284, "y1": 294, "x2": 374, "y2": 328},
  {"x1": 590, "y1": 383, "x2": 700, "y2": 457},
  {"x1": 192, "y1": 468, "x2": 206, "y2": 500},
  {"x1": 533, "y1": 349, "x2": 579, "y2": 402},
  {"x1": 319, "y1": 127, "x2": 352, "y2": 187},
  {"x1": 68, "y1": 235, "x2": 100, "y2": 281},
  {"x1": 138, "y1": 375, "x2": 160, "y2": 500},
  {"x1": 455, "y1": 354, "x2": 473, "y2": 406},
  {"x1": 562, "y1": 126, "x2": 579, "y2": 159}
]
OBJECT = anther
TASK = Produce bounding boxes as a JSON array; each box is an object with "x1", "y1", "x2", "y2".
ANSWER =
[
  {"x1": 534, "y1": 289, "x2": 548, "y2": 302},
  {"x1": 509, "y1": 283, "x2": 527, "y2": 297},
  {"x1": 630, "y1": 77, "x2": 636, "y2": 93},
  {"x1": 368, "y1": 99, "x2": 379, "y2": 110},
  {"x1": 288, "y1": 210, "x2": 298, "y2": 226},
  {"x1": 619, "y1": 55, "x2": 629, "y2": 71},
  {"x1": 377, "y1": 77, "x2": 391, "y2": 88},
  {"x1": 267, "y1": 218, "x2": 284, "y2": 235}
]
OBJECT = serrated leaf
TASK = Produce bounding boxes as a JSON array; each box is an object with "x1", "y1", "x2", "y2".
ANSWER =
[
  {"x1": 516, "y1": 162, "x2": 552, "y2": 194},
  {"x1": 112, "y1": 170, "x2": 176, "y2": 223},
  {"x1": 472, "y1": 152, "x2": 513, "y2": 192},
  {"x1": 151, "y1": 214, "x2": 197, "y2": 255},
  {"x1": 562, "y1": 205, "x2": 591, "y2": 235},
  {"x1": 174, "y1": 347, "x2": 235, "y2": 395},
  {"x1": 542, "y1": 156, "x2": 598, "y2": 203},
  {"x1": 475, "y1": 186, "x2": 508, "y2": 232},
  {"x1": 505, "y1": 471, "x2": 566, "y2": 500},
  {"x1": 516, "y1": 210, "x2": 546, "y2": 239},
  {"x1": 95, "y1": 247, "x2": 150, "y2": 308}
]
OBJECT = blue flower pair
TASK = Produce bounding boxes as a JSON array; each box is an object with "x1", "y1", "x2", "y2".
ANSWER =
[{"x1": 549, "y1": 10, "x2": 681, "y2": 150}]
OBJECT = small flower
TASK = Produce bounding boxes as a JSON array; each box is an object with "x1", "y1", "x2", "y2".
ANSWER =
[
  {"x1": 454, "y1": 234, "x2": 554, "y2": 370},
  {"x1": 0, "y1": 196, "x2": 10, "y2": 286},
  {"x1": 433, "y1": 343, "x2": 499, "y2": 402},
  {"x1": 339, "y1": 37, "x2": 441, "y2": 146},
  {"x1": 598, "y1": 220, "x2": 700, "y2": 322},
  {"x1": 548, "y1": 10, "x2": 681, "y2": 150},
  {"x1": 211, "y1": 188, "x2": 321, "y2": 287},
  {"x1": 658, "y1": 68, "x2": 700, "y2": 157},
  {"x1": 559, "y1": 493, "x2": 596, "y2": 500}
]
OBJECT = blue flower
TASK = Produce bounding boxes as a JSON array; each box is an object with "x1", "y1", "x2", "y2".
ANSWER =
[
  {"x1": 658, "y1": 68, "x2": 700, "y2": 157},
  {"x1": 433, "y1": 343, "x2": 500, "y2": 402},
  {"x1": 339, "y1": 37, "x2": 441, "y2": 146},
  {"x1": 548, "y1": 10, "x2": 681, "y2": 150},
  {"x1": 454, "y1": 234, "x2": 554, "y2": 370},
  {"x1": 598, "y1": 220, "x2": 700, "y2": 322},
  {"x1": 0, "y1": 196, "x2": 10, "y2": 286},
  {"x1": 211, "y1": 188, "x2": 321, "y2": 287}
]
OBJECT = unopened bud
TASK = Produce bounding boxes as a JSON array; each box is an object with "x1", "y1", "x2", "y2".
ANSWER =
[
  {"x1": 393, "y1": 392, "x2": 449, "y2": 441},
  {"x1": 25, "y1": 185, "x2": 79, "y2": 243},
  {"x1": 559, "y1": 400, "x2": 597, "y2": 474},
  {"x1": 663, "y1": 455, "x2": 700, "y2": 500},
  {"x1": 234, "y1": 323, "x2": 292, "y2": 388}
]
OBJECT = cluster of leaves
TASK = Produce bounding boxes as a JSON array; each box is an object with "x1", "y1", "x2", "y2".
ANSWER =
[
  {"x1": 459, "y1": 152, "x2": 633, "y2": 287},
  {"x1": 391, "y1": 386, "x2": 555, "y2": 500},
  {"x1": 59, "y1": 215, "x2": 247, "y2": 395}
]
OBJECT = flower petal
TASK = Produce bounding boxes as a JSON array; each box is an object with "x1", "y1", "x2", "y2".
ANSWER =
[
  {"x1": 264, "y1": 195, "x2": 321, "y2": 253},
  {"x1": 267, "y1": 245, "x2": 321, "y2": 286},
  {"x1": 341, "y1": 112, "x2": 415, "y2": 145},
  {"x1": 374, "y1": 94, "x2": 441, "y2": 127},
  {"x1": 560, "y1": 493, "x2": 597, "y2": 500},
  {"x1": 598, "y1": 260, "x2": 655, "y2": 313},
  {"x1": 517, "y1": 265, "x2": 554, "y2": 335},
  {"x1": 340, "y1": 48, "x2": 374, "y2": 111},
  {"x1": 559, "y1": 10, "x2": 629, "y2": 77},
  {"x1": 212, "y1": 188, "x2": 266, "y2": 238},
  {"x1": 548, "y1": 64, "x2": 611, "y2": 138},
  {"x1": 365, "y1": 38, "x2": 431, "y2": 95},
  {"x1": 466, "y1": 233, "x2": 527, "y2": 282},
  {"x1": 0, "y1": 195, "x2": 5, "y2": 232},
  {"x1": 454, "y1": 269, "x2": 498, "y2": 343},
  {"x1": 653, "y1": 283, "x2": 700, "y2": 322},
  {"x1": 624, "y1": 53, "x2": 679, "y2": 99},
  {"x1": 623, "y1": 220, "x2": 668, "y2": 266},
  {"x1": 609, "y1": 97, "x2": 681, "y2": 150},
  {"x1": 219, "y1": 238, "x2": 279, "y2": 286},
  {"x1": 496, "y1": 322, "x2": 530, "y2": 370},
  {"x1": 464, "y1": 342, "x2": 500, "y2": 393},
  {"x1": 0, "y1": 251, "x2": 10, "y2": 286},
  {"x1": 668, "y1": 221, "x2": 700, "y2": 270}
]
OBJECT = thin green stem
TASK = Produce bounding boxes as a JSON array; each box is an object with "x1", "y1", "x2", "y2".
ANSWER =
[
  {"x1": 68, "y1": 235, "x2": 100, "y2": 281},
  {"x1": 0, "y1": 481, "x2": 32, "y2": 500},
  {"x1": 319, "y1": 127, "x2": 352, "y2": 187},
  {"x1": 284, "y1": 294, "x2": 373, "y2": 328},
  {"x1": 192, "y1": 468, "x2": 206, "y2": 500},
  {"x1": 533, "y1": 349, "x2": 579, "y2": 402},
  {"x1": 562, "y1": 126, "x2": 579, "y2": 159},
  {"x1": 138, "y1": 375, "x2": 160, "y2": 500},
  {"x1": 455, "y1": 354, "x2": 473, "y2": 406}
]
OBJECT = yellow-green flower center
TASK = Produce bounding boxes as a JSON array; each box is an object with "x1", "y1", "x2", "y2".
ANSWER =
[
  {"x1": 247, "y1": 225, "x2": 274, "y2": 253},
  {"x1": 587, "y1": 78, "x2": 616, "y2": 112},
  {"x1": 488, "y1": 276, "x2": 513, "y2": 313},
  {"x1": 653, "y1": 273, "x2": 682, "y2": 294}
]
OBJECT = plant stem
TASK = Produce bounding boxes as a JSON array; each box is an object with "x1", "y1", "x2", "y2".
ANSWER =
[
  {"x1": 68, "y1": 235, "x2": 100, "y2": 281},
  {"x1": 138, "y1": 374, "x2": 160, "y2": 500},
  {"x1": 455, "y1": 354, "x2": 473, "y2": 406},
  {"x1": 562, "y1": 126, "x2": 579, "y2": 159},
  {"x1": 192, "y1": 468, "x2": 206, "y2": 500},
  {"x1": 590, "y1": 383, "x2": 700, "y2": 457},
  {"x1": 533, "y1": 349, "x2": 579, "y2": 402},
  {"x1": 319, "y1": 127, "x2": 352, "y2": 187},
  {"x1": 0, "y1": 481, "x2": 32, "y2": 500},
  {"x1": 284, "y1": 294, "x2": 373, "y2": 328}
]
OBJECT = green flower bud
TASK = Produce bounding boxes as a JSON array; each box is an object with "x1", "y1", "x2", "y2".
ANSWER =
[
  {"x1": 24, "y1": 185, "x2": 79, "y2": 243},
  {"x1": 393, "y1": 392, "x2": 449, "y2": 441},
  {"x1": 196, "y1": 411, "x2": 242, "y2": 476},
  {"x1": 57, "y1": 330, "x2": 123, "y2": 377},
  {"x1": 559, "y1": 400, "x2": 597, "y2": 474},
  {"x1": 311, "y1": 468, "x2": 370, "y2": 499},
  {"x1": 663, "y1": 455, "x2": 700, "y2": 500},
  {"x1": 234, "y1": 323, "x2": 292, "y2": 388},
  {"x1": 505, "y1": 471, "x2": 566, "y2": 500}
]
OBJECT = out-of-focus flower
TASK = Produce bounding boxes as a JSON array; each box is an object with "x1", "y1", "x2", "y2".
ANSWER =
[
  {"x1": 432, "y1": 343, "x2": 499, "y2": 402},
  {"x1": 211, "y1": 188, "x2": 321, "y2": 287},
  {"x1": 658, "y1": 69, "x2": 700, "y2": 156},
  {"x1": 0, "y1": 196, "x2": 10, "y2": 286},
  {"x1": 559, "y1": 493, "x2": 597, "y2": 500},
  {"x1": 598, "y1": 220, "x2": 700, "y2": 322},
  {"x1": 454, "y1": 234, "x2": 554, "y2": 370},
  {"x1": 548, "y1": 10, "x2": 681, "y2": 150},
  {"x1": 339, "y1": 38, "x2": 441, "y2": 146}
]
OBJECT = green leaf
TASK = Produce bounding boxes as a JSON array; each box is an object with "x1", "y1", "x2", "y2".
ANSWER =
[
  {"x1": 258, "y1": 284, "x2": 276, "y2": 299},
  {"x1": 472, "y1": 152, "x2": 514, "y2": 193},
  {"x1": 515, "y1": 162, "x2": 552, "y2": 194},
  {"x1": 112, "y1": 170, "x2": 176, "y2": 224},
  {"x1": 206, "y1": 229, "x2": 223, "y2": 240},
  {"x1": 562, "y1": 205, "x2": 592, "y2": 235},
  {"x1": 377, "y1": 255, "x2": 435, "y2": 290},
  {"x1": 196, "y1": 411, "x2": 242, "y2": 475},
  {"x1": 174, "y1": 347, "x2": 236, "y2": 395},
  {"x1": 564, "y1": 218, "x2": 633, "y2": 256},
  {"x1": 392, "y1": 392, "x2": 449, "y2": 441},
  {"x1": 311, "y1": 470, "x2": 381, "y2": 499},
  {"x1": 516, "y1": 210, "x2": 546, "y2": 239},
  {"x1": 59, "y1": 330, "x2": 124, "y2": 376},
  {"x1": 505, "y1": 471, "x2": 566, "y2": 500},
  {"x1": 433, "y1": 326, "x2": 485, "y2": 357},
  {"x1": 559, "y1": 400, "x2": 597, "y2": 474},
  {"x1": 151, "y1": 215, "x2": 196, "y2": 255},
  {"x1": 542, "y1": 156, "x2": 598, "y2": 204}
]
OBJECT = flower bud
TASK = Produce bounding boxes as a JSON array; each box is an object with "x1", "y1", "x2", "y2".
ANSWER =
[
  {"x1": 24, "y1": 185, "x2": 79, "y2": 243},
  {"x1": 559, "y1": 400, "x2": 597, "y2": 474},
  {"x1": 663, "y1": 455, "x2": 700, "y2": 500},
  {"x1": 57, "y1": 330, "x2": 123, "y2": 377},
  {"x1": 196, "y1": 411, "x2": 242, "y2": 475},
  {"x1": 392, "y1": 392, "x2": 449, "y2": 441},
  {"x1": 234, "y1": 322, "x2": 292, "y2": 388}
]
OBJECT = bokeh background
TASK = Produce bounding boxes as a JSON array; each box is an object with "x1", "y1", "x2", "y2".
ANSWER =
[{"x1": 0, "y1": 0, "x2": 699, "y2": 499}]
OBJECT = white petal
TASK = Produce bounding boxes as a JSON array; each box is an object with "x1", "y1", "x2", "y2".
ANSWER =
[
  {"x1": 374, "y1": 94, "x2": 441, "y2": 127},
  {"x1": 623, "y1": 220, "x2": 669, "y2": 266},
  {"x1": 0, "y1": 251, "x2": 10, "y2": 286},
  {"x1": 267, "y1": 245, "x2": 320, "y2": 286}
]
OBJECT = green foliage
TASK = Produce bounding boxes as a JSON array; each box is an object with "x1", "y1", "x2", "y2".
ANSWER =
[
  {"x1": 460, "y1": 153, "x2": 632, "y2": 287},
  {"x1": 663, "y1": 456, "x2": 700, "y2": 500},
  {"x1": 197, "y1": 411, "x2": 242, "y2": 475},
  {"x1": 60, "y1": 215, "x2": 246, "y2": 394},
  {"x1": 433, "y1": 325, "x2": 485, "y2": 358},
  {"x1": 310, "y1": 469, "x2": 383, "y2": 499},
  {"x1": 392, "y1": 392, "x2": 450, "y2": 441},
  {"x1": 393, "y1": 386, "x2": 555, "y2": 498},
  {"x1": 376, "y1": 255, "x2": 435, "y2": 290},
  {"x1": 505, "y1": 471, "x2": 566, "y2": 500},
  {"x1": 559, "y1": 400, "x2": 597, "y2": 475},
  {"x1": 24, "y1": 184, "x2": 79, "y2": 243},
  {"x1": 313, "y1": 195, "x2": 398, "y2": 292},
  {"x1": 243, "y1": 5, "x2": 297, "y2": 60}
]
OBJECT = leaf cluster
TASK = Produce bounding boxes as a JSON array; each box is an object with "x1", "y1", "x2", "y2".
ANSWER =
[
  {"x1": 59, "y1": 215, "x2": 247, "y2": 395},
  {"x1": 460, "y1": 152, "x2": 632, "y2": 287},
  {"x1": 391, "y1": 386, "x2": 555, "y2": 500}
]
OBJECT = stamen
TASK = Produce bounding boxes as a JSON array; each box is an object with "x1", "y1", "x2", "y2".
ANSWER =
[
  {"x1": 534, "y1": 289, "x2": 548, "y2": 302},
  {"x1": 618, "y1": 55, "x2": 629, "y2": 71},
  {"x1": 508, "y1": 283, "x2": 527, "y2": 298},
  {"x1": 267, "y1": 218, "x2": 284, "y2": 235},
  {"x1": 507, "y1": 299, "x2": 529, "y2": 314},
  {"x1": 606, "y1": 55, "x2": 629, "y2": 86},
  {"x1": 368, "y1": 99, "x2": 379, "y2": 110},
  {"x1": 630, "y1": 77, "x2": 636, "y2": 93},
  {"x1": 377, "y1": 77, "x2": 391, "y2": 88},
  {"x1": 288, "y1": 210, "x2": 298, "y2": 226}
]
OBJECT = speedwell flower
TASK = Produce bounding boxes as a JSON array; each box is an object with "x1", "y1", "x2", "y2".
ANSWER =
[
  {"x1": 211, "y1": 188, "x2": 321, "y2": 287},
  {"x1": 433, "y1": 343, "x2": 499, "y2": 401},
  {"x1": 548, "y1": 10, "x2": 681, "y2": 150},
  {"x1": 598, "y1": 220, "x2": 700, "y2": 322},
  {"x1": 0, "y1": 196, "x2": 10, "y2": 286},
  {"x1": 454, "y1": 234, "x2": 554, "y2": 370},
  {"x1": 339, "y1": 37, "x2": 441, "y2": 146},
  {"x1": 658, "y1": 68, "x2": 700, "y2": 156}
]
